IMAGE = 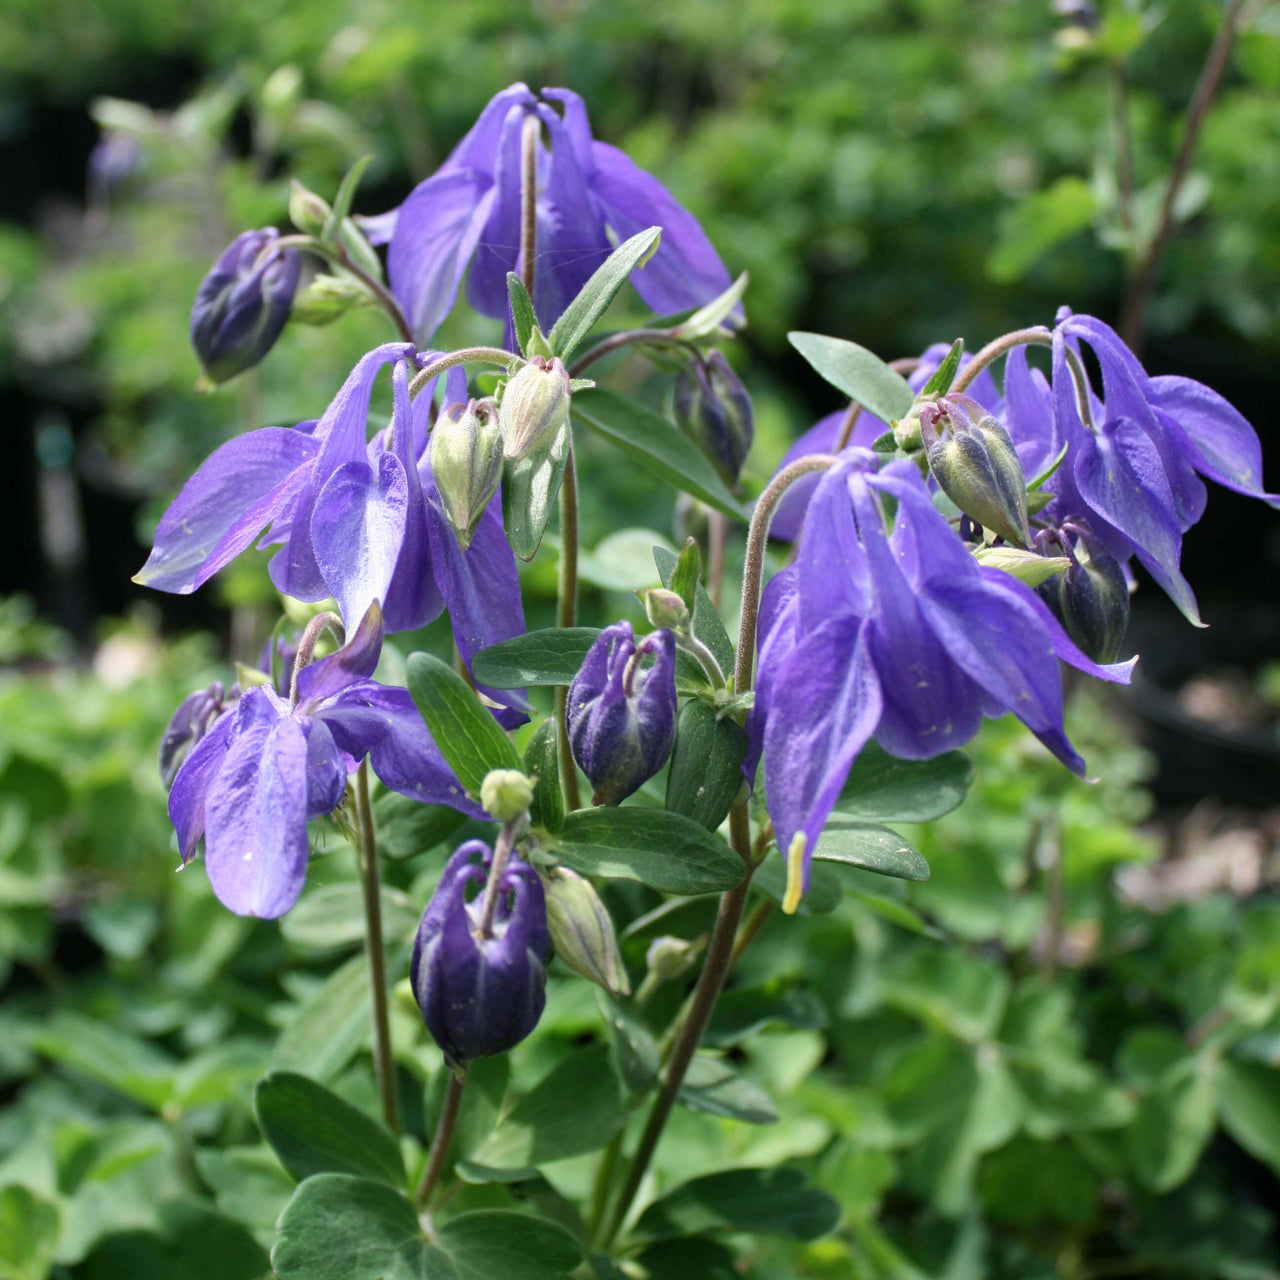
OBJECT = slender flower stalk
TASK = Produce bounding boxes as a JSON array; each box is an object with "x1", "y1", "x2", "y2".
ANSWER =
[
  {"x1": 416, "y1": 1068, "x2": 467, "y2": 1208},
  {"x1": 288, "y1": 611, "x2": 343, "y2": 709},
  {"x1": 354, "y1": 759, "x2": 399, "y2": 1133},
  {"x1": 407, "y1": 347, "x2": 521, "y2": 400}
]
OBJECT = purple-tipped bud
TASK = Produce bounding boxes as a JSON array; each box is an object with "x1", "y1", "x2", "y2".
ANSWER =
[
  {"x1": 674, "y1": 350, "x2": 754, "y2": 489},
  {"x1": 919, "y1": 395, "x2": 1030, "y2": 547},
  {"x1": 500, "y1": 356, "x2": 571, "y2": 460},
  {"x1": 190, "y1": 229, "x2": 300, "y2": 384},
  {"x1": 410, "y1": 840, "x2": 551, "y2": 1068},
  {"x1": 567, "y1": 622, "x2": 677, "y2": 807},
  {"x1": 159, "y1": 682, "x2": 228, "y2": 789},
  {"x1": 431, "y1": 398, "x2": 504, "y2": 549},
  {"x1": 1037, "y1": 535, "x2": 1130, "y2": 664}
]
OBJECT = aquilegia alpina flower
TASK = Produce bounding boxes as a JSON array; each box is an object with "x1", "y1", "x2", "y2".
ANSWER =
[
  {"x1": 190, "y1": 228, "x2": 300, "y2": 384},
  {"x1": 135, "y1": 344, "x2": 529, "y2": 723},
  {"x1": 167, "y1": 604, "x2": 483, "y2": 919},
  {"x1": 372, "y1": 84, "x2": 733, "y2": 342},
  {"x1": 748, "y1": 452, "x2": 1135, "y2": 910},
  {"x1": 411, "y1": 840, "x2": 551, "y2": 1067},
  {"x1": 568, "y1": 622, "x2": 678, "y2": 806}
]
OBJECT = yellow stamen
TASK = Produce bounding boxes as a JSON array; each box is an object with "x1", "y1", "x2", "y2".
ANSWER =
[{"x1": 783, "y1": 834, "x2": 807, "y2": 915}]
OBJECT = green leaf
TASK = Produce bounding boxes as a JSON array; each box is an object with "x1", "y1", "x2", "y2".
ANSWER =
[
  {"x1": 973, "y1": 546, "x2": 1071, "y2": 589},
  {"x1": 406, "y1": 651, "x2": 522, "y2": 794},
  {"x1": 0, "y1": 1184, "x2": 60, "y2": 1280},
  {"x1": 788, "y1": 332, "x2": 914, "y2": 424},
  {"x1": 707, "y1": 981, "x2": 827, "y2": 1045},
  {"x1": 272, "y1": 949, "x2": 403, "y2": 1083},
  {"x1": 669, "y1": 537, "x2": 701, "y2": 612},
  {"x1": 548, "y1": 226, "x2": 661, "y2": 362},
  {"x1": 196, "y1": 1146, "x2": 296, "y2": 1238},
  {"x1": 502, "y1": 421, "x2": 571, "y2": 561},
  {"x1": 919, "y1": 338, "x2": 964, "y2": 398},
  {"x1": 654, "y1": 546, "x2": 734, "y2": 680},
  {"x1": 27, "y1": 1011, "x2": 175, "y2": 1110},
  {"x1": 601, "y1": 993, "x2": 660, "y2": 1098},
  {"x1": 507, "y1": 272, "x2": 537, "y2": 356},
  {"x1": 670, "y1": 270, "x2": 749, "y2": 340},
  {"x1": 281, "y1": 884, "x2": 418, "y2": 950},
  {"x1": 1127, "y1": 1062, "x2": 1215, "y2": 1192},
  {"x1": 374, "y1": 790, "x2": 467, "y2": 860},
  {"x1": 665, "y1": 700, "x2": 748, "y2": 831},
  {"x1": 78, "y1": 1202, "x2": 270, "y2": 1280},
  {"x1": 572, "y1": 387, "x2": 748, "y2": 520},
  {"x1": 324, "y1": 154, "x2": 373, "y2": 241},
  {"x1": 753, "y1": 857, "x2": 843, "y2": 915},
  {"x1": 577, "y1": 527, "x2": 677, "y2": 592},
  {"x1": 272, "y1": 1175, "x2": 442, "y2": 1280},
  {"x1": 635, "y1": 1166, "x2": 841, "y2": 1242},
  {"x1": 550, "y1": 808, "x2": 745, "y2": 895},
  {"x1": 679, "y1": 1054, "x2": 778, "y2": 1124},
  {"x1": 835, "y1": 742, "x2": 973, "y2": 823},
  {"x1": 471, "y1": 628, "x2": 601, "y2": 689},
  {"x1": 254, "y1": 1071, "x2": 405, "y2": 1187},
  {"x1": 437, "y1": 1211, "x2": 582, "y2": 1280},
  {"x1": 987, "y1": 176, "x2": 1096, "y2": 284},
  {"x1": 1215, "y1": 1057, "x2": 1280, "y2": 1176},
  {"x1": 813, "y1": 820, "x2": 931, "y2": 882},
  {"x1": 524, "y1": 718, "x2": 564, "y2": 834},
  {"x1": 468, "y1": 1044, "x2": 628, "y2": 1171},
  {"x1": 848, "y1": 888, "x2": 942, "y2": 938}
]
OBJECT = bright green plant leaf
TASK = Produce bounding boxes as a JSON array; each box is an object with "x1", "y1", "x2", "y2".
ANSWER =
[
  {"x1": 788, "y1": 332, "x2": 914, "y2": 424},
  {"x1": 669, "y1": 537, "x2": 701, "y2": 612},
  {"x1": 468, "y1": 1044, "x2": 628, "y2": 1171},
  {"x1": 254, "y1": 1071, "x2": 405, "y2": 1187},
  {"x1": 272, "y1": 1174, "x2": 443, "y2": 1280},
  {"x1": 678, "y1": 1054, "x2": 779, "y2": 1124},
  {"x1": 987, "y1": 177, "x2": 1096, "y2": 284},
  {"x1": 919, "y1": 338, "x2": 963, "y2": 398},
  {"x1": 502, "y1": 421, "x2": 571, "y2": 561},
  {"x1": 507, "y1": 272, "x2": 536, "y2": 356},
  {"x1": 471, "y1": 628, "x2": 601, "y2": 689},
  {"x1": 524, "y1": 718, "x2": 564, "y2": 834},
  {"x1": 572, "y1": 387, "x2": 748, "y2": 520},
  {"x1": 635, "y1": 1166, "x2": 841, "y2": 1242},
  {"x1": 835, "y1": 743, "x2": 973, "y2": 823},
  {"x1": 665, "y1": 700, "x2": 748, "y2": 831},
  {"x1": 813, "y1": 820, "x2": 931, "y2": 881},
  {"x1": 1215, "y1": 1057, "x2": 1280, "y2": 1176},
  {"x1": 670, "y1": 270, "x2": 749, "y2": 340},
  {"x1": 1127, "y1": 1062, "x2": 1215, "y2": 1193},
  {"x1": 406, "y1": 651, "x2": 522, "y2": 794},
  {"x1": 0, "y1": 1184, "x2": 60, "y2": 1280},
  {"x1": 549, "y1": 808, "x2": 745, "y2": 895},
  {"x1": 548, "y1": 226, "x2": 661, "y2": 362}
]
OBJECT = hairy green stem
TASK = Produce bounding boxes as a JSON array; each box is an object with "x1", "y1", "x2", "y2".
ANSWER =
[
  {"x1": 416, "y1": 1068, "x2": 467, "y2": 1208},
  {"x1": 555, "y1": 437, "x2": 583, "y2": 812},
  {"x1": 568, "y1": 328, "x2": 691, "y2": 378},
  {"x1": 355, "y1": 759, "x2": 399, "y2": 1134},
  {"x1": 407, "y1": 347, "x2": 521, "y2": 400},
  {"x1": 951, "y1": 328, "x2": 1052, "y2": 394},
  {"x1": 288, "y1": 611, "x2": 344, "y2": 710},
  {"x1": 520, "y1": 114, "x2": 540, "y2": 299}
]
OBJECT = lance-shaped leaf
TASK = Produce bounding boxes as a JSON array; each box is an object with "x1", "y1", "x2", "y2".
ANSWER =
[
  {"x1": 506, "y1": 271, "x2": 537, "y2": 356},
  {"x1": 789, "y1": 332, "x2": 914, "y2": 425},
  {"x1": 524, "y1": 718, "x2": 564, "y2": 834}
]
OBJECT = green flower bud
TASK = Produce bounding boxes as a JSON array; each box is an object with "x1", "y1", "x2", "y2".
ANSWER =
[
  {"x1": 638, "y1": 587, "x2": 689, "y2": 633},
  {"x1": 289, "y1": 180, "x2": 331, "y2": 235},
  {"x1": 542, "y1": 867, "x2": 630, "y2": 997},
  {"x1": 919, "y1": 395, "x2": 1030, "y2": 547},
  {"x1": 645, "y1": 934, "x2": 704, "y2": 983},
  {"x1": 500, "y1": 356, "x2": 571, "y2": 461},
  {"x1": 479, "y1": 768, "x2": 534, "y2": 823},
  {"x1": 291, "y1": 274, "x2": 372, "y2": 327},
  {"x1": 431, "y1": 398, "x2": 504, "y2": 549}
]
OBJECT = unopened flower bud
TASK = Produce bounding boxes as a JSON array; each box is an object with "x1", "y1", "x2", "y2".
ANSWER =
[
  {"x1": 645, "y1": 934, "x2": 704, "y2": 983},
  {"x1": 673, "y1": 351, "x2": 754, "y2": 489},
  {"x1": 919, "y1": 395, "x2": 1030, "y2": 547},
  {"x1": 190, "y1": 228, "x2": 300, "y2": 384},
  {"x1": 410, "y1": 840, "x2": 550, "y2": 1067},
  {"x1": 567, "y1": 622, "x2": 678, "y2": 807},
  {"x1": 542, "y1": 867, "x2": 629, "y2": 997},
  {"x1": 159, "y1": 682, "x2": 228, "y2": 789},
  {"x1": 289, "y1": 180, "x2": 331, "y2": 235},
  {"x1": 639, "y1": 587, "x2": 689, "y2": 633},
  {"x1": 480, "y1": 769, "x2": 534, "y2": 823},
  {"x1": 893, "y1": 409, "x2": 923, "y2": 453},
  {"x1": 291, "y1": 274, "x2": 371, "y2": 326},
  {"x1": 499, "y1": 356, "x2": 570, "y2": 460},
  {"x1": 1037, "y1": 536, "x2": 1130, "y2": 664},
  {"x1": 430, "y1": 398, "x2": 504, "y2": 549},
  {"x1": 673, "y1": 493, "x2": 710, "y2": 547}
]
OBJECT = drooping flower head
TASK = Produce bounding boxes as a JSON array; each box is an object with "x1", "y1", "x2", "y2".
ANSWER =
[
  {"x1": 411, "y1": 840, "x2": 551, "y2": 1068},
  {"x1": 190, "y1": 229, "x2": 300, "y2": 384},
  {"x1": 373, "y1": 84, "x2": 734, "y2": 343},
  {"x1": 167, "y1": 604, "x2": 484, "y2": 919},
  {"x1": 568, "y1": 622, "x2": 678, "y2": 806},
  {"x1": 748, "y1": 451, "x2": 1135, "y2": 910}
]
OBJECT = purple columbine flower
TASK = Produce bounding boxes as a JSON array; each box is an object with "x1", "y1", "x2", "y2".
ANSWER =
[
  {"x1": 1010, "y1": 310, "x2": 1280, "y2": 625},
  {"x1": 190, "y1": 229, "x2": 301, "y2": 384},
  {"x1": 567, "y1": 622, "x2": 677, "y2": 806},
  {"x1": 747, "y1": 452, "x2": 1135, "y2": 907},
  {"x1": 410, "y1": 839, "x2": 551, "y2": 1067},
  {"x1": 159, "y1": 681, "x2": 231, "y2": 790},
  {"x1": 168, "y1": 604, "x2": 484, "y2": 919},
  {"x1": 134, "y1": 344, "x2": 529, "y2": 724},
  {"x1": 368, "y1": 84, "x2": 733, "y2": 343},
  {"x1": 769, "y1": 343, "x2": 1005, "y2": 541}
]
